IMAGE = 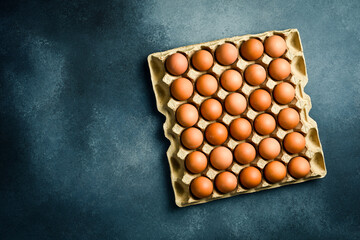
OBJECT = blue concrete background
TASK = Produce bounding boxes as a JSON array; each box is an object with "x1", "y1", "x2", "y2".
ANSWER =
[{"x1": 0, "y1": 0, "x2": 359, "y2": 239}]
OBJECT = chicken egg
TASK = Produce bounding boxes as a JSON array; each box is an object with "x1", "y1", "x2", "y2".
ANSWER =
[
  {"x1": 166, "y1": 52, "x2": 188, "y2": 75},
  {"x1": 196, "y1": 74, "x2": 218, "y2": 96},
  {"x1": 273, "y1": 82, "x2": 295, "y2": 104},
  {"x1": 264, "y1": 160, "x2": 287, "y2": 183},
  {"x1": 200, "y1": 98, "x2": 223, "y2": 121},
  {"x1": 215, "y1": 43, "x2": 238, "y2": 65},
  {"x1": 181, "y1": 127, "x2": 203, "y2": 149},
  {"x1": 205, "y1": 122, "x2": 228, "y2": 145},
  {"x1": 170, "y1": 78, "x2": 193, "y2": 101},
  {"x1": 254, "y1": 113, "x2": 276, "y2": 135},
  {"x1": 176, "y1": 104, "x2": 198, "y2": 127},
  {"x1": 288, "y1": 157, "x2": 310, "y2": 179},
  {"x1": 190, "y1": 176, "x2": 213, "y2": 198},
  {"x1": 215, "y1": 171, "x2": 238, "y2": 193},
  {"x1": 278, "y1": 108, "x2": 300, "y2": 130},
  {"x1": 220, "y1": 69, "x2": 242, "y2": 92},
  {"x1": 268, "y1": 58, "x2": 291, "y2": 80},
  {"x1": 210, "y1": 146, "x2": 233, "y2": 170},
  {"x1": 244, "y1": 64, "x2": 267, "y2": 86},
  {"x1": 239, "y1": 166, "x2": 262, "y2": 189},
  {"x1": 224, "y1": 93, "x2": 247, "y2": 115},
  {"x1": 283, "y1": 132, "x2": 305, "y2": 154},
  {"x1": 234, "y1": 142, "x2": 256, "y2": 164},
  {"x1": 249, "y1": 89, "x2": 271, "y2": 111},
  {"x1": 258, "y1": 137, "x2": 281, "y2": 160},
  {"x1": 229, "y1": 118, "x2": 252, "y2": 140},
  {"x1": 192, "y1": 49, "x2": 213, "y2": 71},
  {"x1": 185, "y1": 151, "x2": 208, "y2": 174},
  {"x1": 264, "y1": 35, "x2": 287, "y2": 58},
  {"x1": 240, "y1": 38, "x2": 264, "y2": 61}
]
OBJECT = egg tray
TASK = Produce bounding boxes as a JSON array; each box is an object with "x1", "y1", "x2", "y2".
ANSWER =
[{"x1": 147, "y1": 29, "x2": 327, "y2": 207}]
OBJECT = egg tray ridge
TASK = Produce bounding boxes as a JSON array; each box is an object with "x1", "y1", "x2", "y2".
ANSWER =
[{"x1": 147, "y1": 29, "x2": 327, "y2": 207}]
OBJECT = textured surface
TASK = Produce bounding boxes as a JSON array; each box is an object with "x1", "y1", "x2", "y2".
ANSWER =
[
  {"x1": 0, "y1": 0, "x2": 359, "y2": 239},
  {"x1": 148, "y1": 29, "x2": 326, "y2": 207}
]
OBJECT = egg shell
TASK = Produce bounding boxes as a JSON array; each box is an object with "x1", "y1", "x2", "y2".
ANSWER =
[
  {"x1": 215, "y1": 43, "x2": 238, "y2": 65},
  {"x1": 244, "y1": 64, "x2": 267, "y2": 86},
  {"x1": 234, "y1": 142, "x2": 256, "y2": 164},
  {"x1": 166, "y1": 53, "x2": 188, "y2": 75},
  {"x1": 181, "y1": 127, "x2": 203, "y2": 150},
  {"x1": 190, "y1": 176, "x2": 213, "y2": 198},
  {"x1": 258, "y1": 137, "x2": 281, "y2": 160},
  {"x1": 288, "y1": 157, "x2": 311, "y2": 179},
  {"x1": 249, "y1": 89, "x2": 272, "y2": 111},
  {"x1": 185, "y1": 151, "x2": 208, "y2": 174},
  {"x1": 192, "y1": 50, "x2": 213, "y2": 71},
  {"x1": 220, "y1": 69, "x2": 243, "y2": 92},
  {"x1": 170, "y1": 78, "x2": 193, "y2": 101},
  {"x1": 176, "y1": 104, "x2": 199, "y2": 127},
  {"x1": 264, "y1": 161, "x2": 287, "y2": 183},
  {"x1": 229, "y1": 118, "x2": 252, "y2": 140},
  {"x1": 215, "y1": 171, "x2": 238, "y2": 193},
  {"x1": 273, "y1": 82, "x2": 295, "y2": 104},
  {"x1": 240, "y1": 39, "x2": 264, "y2": 61},
  {"x1": 210, "y1": 146, "x2": 233, "y2": 170},
  {"x1": 268, "y1": 58, "x2": 291, "y2": 81},
  {"x1": 254, "y1": 113, "x2": 276, "y2": 135},
  {"x1": 264, "y1": 35, "x2": 287, "y2": 58},
  {"x1": 196, "y1": 74, "x2": 218, "y2": 96},
  {"x1": 205, "y1": 122, "x2": 228, "y2": 145},
  {"x1": 278, "y1": 108, "x2": 300, "y2": 130},
  {"x1": 200, "y1": 98, "x2": 223, "y2": 121},
  {"x1": 283, "y1": 132, "x2": 306, "y2": 154},
  {"x1": 239, "y1": 166, "x2": 262, "y2": 189},
  {"x1": 224, "y1": 93, "x2": 247, "y2": 115}
]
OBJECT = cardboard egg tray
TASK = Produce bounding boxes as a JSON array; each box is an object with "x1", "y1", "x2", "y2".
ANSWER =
[{"x1": 147, "y1": 29, "x2": 327, "y2": 207}]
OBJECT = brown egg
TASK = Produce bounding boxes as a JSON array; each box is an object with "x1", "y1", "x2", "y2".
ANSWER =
[
  {"x1": 268, "y1": 58, "x2": 291, "y2": 80},
  {"x1": 288, "y1": 157, "x2": 310, "y2": 179},
  {"x1": 181, "y1": 127, "x2": 203, "y2": 149},
  {"x1": 283, "y1": 132, "x2": 305, "y2": 154},
  {"x1": 220, "y1": 69, "x2": 243, "y2": 92},
  {"x1": 240, "y1": 38, "x2": 264, "y2": 61},
  {"x1": 264, "y1": 161, "x2": 287, "y2": 183},
  {"x1": 249, "y1": 89, "x2": 271, "y2": 111},
  {"x1": 239, "y1": 166, "x2": 262, "y2": 189},
  {"x1": 264, "y1": 35, "x2": 287, "y2": 58},
  {"x1": 170, "y1": 78, "x2": 193, "y2": 101},
  {"x1": 215, "y1": 171, "x2": 238, "y2": 193},
  {"x1": 166, "y1": 52, "x2": 188, "y2": 75},
  {"x1": 192, "y1": 50, "x2": 213, "y2": 71},
  {"x1": 278, "y1": 108, "x2": 300, "y2": 130},
  {"x1": 244, "y1": 64, "x2": 267, "y2": 86},
  {"x1": 224, "y1": 93, "x2": 247, "y2": 115},
  {"x1": 210, "y1": 146, "x2": 233, "y2": 170},
  {"x1": 234, "y1": 142, "x2": 256, "y2": 164},
  {"x1": 185, "y1": 151, "x2": 208, "y2": 174},
  {"x1": 215, "y1": 43, "x2": 238, "y2": 65},
  {"x1": 229, "y1": 118, "x2": 252, "y2": 140},
  {"x1": 196, "y1": 74, "x2": 218, "y2": 96},
  {"x1": 254, "y1": 113, "x2": 276, "y2": 135},
  {"x1": 176, "y1": 104, "x2": 199, "y2": 127},
  {"x1": 205, "y1": 122, "x2": 228, "y2": 145},
  {"x1": 200, "y1": 98, "x2": 222, "y2": 121},
  {"x1": 273, "y1": 82, "x2": 295, "y2": 104},
  {"x1": 190, "y1": 176, "x2": 213, "y2": 198},
  {"x1": 258, "y1": 137, "x2": 281, "y2": 160}
]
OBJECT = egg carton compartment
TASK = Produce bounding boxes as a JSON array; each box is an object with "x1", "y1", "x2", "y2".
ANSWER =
[{"x1": 148, "y1": 29, "x2": 326, "y2": 207}]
